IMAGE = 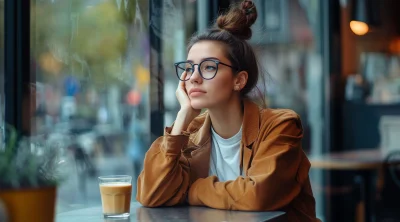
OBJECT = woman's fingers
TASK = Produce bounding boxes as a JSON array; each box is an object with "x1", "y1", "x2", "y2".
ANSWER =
[{"x1": 179, "y1": 72, "x2": 187, "y2": 88}]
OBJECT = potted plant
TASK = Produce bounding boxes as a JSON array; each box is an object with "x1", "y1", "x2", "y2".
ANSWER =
[{"x1": 0, "y1": 125, "x2": 70, "y2": 222}]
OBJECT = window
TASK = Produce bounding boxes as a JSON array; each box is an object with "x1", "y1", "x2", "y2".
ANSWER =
[
  {"x1": 31, "y1": 0, "x2": 197, "y2": 212},
  {"x1": 32, "y1": 0, "x2": 151, "y2": 211}
]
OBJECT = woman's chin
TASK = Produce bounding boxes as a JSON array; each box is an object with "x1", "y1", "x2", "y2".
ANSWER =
[{"x1": 190, "y1": 100, "x2": 207, "y2": 110}]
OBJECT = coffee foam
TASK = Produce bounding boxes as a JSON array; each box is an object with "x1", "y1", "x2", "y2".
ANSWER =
[{"x1": 100, "y1": 182, "x2": 131, "y2": 187}]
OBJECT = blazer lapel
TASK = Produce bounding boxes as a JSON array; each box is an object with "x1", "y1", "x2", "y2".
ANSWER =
[
  {"x1": 188, "y1": 112, "x2": 212, "y2": 181},
  {"x1": 240, "y1": 100, "x2": 260, "y2": 175}
]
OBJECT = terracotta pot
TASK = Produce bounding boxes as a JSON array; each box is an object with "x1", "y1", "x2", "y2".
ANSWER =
[{"x1": 0, "y1": 186, "x2": 56, "y2": 222}]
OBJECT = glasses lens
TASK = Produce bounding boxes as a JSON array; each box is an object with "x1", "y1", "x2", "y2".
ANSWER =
[
  {"x1": 176, "y1": 62, "x2": 192, "y2": 80},
  {"x1": 200, "y1": 60, "x2": 218, "y2": 79}
]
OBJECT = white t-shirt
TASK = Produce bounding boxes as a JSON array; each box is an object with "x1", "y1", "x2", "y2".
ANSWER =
[{"x1": 209, "y1": 125, "x2": 244, "y2": 182}]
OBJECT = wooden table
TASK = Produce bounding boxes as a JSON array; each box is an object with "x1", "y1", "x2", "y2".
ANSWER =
[
  {"x1": 310, "y1": 149, "x2": 390, "y2": 170},
  {"x1": 56, "y1": 202, "x2": 287, "y2": 222},
  {"x1": 309, "y1": 149, "x2": 393, "y2": 222}
]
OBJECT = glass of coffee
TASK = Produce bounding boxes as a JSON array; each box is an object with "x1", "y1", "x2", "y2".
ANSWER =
[{"x1": 98, "y1": 175, "x2": 132, "y2": 218}]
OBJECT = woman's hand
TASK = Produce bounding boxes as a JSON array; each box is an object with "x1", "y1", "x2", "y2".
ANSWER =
[{"x1": 171, "y1": 72, "x2": 201, "y2": 135}]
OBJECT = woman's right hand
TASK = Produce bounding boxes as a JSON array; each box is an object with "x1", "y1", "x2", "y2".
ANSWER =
[{"x1": 171, "y1": 72, "x2": 201, "y2": 135}]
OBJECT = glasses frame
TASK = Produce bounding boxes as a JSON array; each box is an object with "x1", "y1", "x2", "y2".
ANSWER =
[{"x1": 174, "y1": 59, "x2": 239, "y2": 81}]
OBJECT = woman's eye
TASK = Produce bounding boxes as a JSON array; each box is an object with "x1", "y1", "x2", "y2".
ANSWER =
[{"x1": 205, "y1": 66, "x2": 216, "y2": 71}]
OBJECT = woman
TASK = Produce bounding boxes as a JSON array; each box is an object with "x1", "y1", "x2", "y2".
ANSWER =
[{"x1": 137, "y1": 1, "x2": 318, "y2": 221}]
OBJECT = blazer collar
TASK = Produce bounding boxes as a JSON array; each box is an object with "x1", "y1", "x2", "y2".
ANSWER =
[
  {"x1": 242, "y1": 99, "x2": 260, "y2": 148},
  {"x1": 188, "y1": 99, "x2": 260, "y2": 148}
]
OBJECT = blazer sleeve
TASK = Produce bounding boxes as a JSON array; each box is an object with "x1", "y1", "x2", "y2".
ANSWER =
[
  {"x1": 187, "y1": 114, "x2": 310, "y2": 211},
  {"x1": 136, "y1": 126, "x2": 191, "y2": 207}
]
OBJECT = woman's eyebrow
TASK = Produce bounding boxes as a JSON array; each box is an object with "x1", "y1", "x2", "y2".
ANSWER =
[{"x1": 185, "y1": 57, "x2": 221, "y2": 63}]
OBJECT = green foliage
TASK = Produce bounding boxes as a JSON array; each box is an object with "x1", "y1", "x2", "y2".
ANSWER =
[
  {"x1": 0, "y1": 125, "x2": 70, "y2": 190},
  {"x1": 32, "y1": 0, "x2": 146, "y2": 89}
]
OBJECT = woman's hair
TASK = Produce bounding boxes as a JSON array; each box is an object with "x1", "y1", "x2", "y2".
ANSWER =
[{"x1": 187, "y1": 0, "x2": 266, "y2": 106}]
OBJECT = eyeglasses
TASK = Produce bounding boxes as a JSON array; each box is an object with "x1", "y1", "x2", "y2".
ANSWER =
[{"x1": 174, "y1": 59, "x2": 238, "y2": 81}]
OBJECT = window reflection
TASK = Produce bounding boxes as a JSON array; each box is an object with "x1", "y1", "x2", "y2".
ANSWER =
[{"x1": 32, "y1": 0, "x2": 151, "y2": 212}]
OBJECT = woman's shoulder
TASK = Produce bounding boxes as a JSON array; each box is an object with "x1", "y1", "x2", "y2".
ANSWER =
[
  {"x1": 257, "y1": 107, "x2": 303, "y2": 135},
  {"x1": 259, "y1": 107, "x2": 301, "y2": 124},
  {"x1": 256, "y1": 107, "x2": 304, "y2": 144}
]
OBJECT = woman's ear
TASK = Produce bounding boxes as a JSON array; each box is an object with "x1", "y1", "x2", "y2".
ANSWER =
[{"x1": 233, "y1": 71, "x2": 248, "y2": 91}]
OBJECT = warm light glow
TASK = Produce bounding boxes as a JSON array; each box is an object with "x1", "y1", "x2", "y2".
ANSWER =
[
  {"x1": 350, "y1": 21, "x2": 369, "y2": 35},
  {"x1": 389, "y1": 38, "x2": 400, "y2": 53}
]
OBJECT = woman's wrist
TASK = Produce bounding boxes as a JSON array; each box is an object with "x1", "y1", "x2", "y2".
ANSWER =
[{"x1": 171, "y1": 111, "x2": 194, "y2": 135}]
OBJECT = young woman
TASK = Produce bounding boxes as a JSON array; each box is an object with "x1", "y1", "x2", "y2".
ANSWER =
[{"x1": 137, "y1": 1, "x2": 318, "y2": 221}]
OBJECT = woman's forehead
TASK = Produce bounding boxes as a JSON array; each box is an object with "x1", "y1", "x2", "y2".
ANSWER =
[{"x1": 187, "y1": 41, "x2": 227, "y2": 62}]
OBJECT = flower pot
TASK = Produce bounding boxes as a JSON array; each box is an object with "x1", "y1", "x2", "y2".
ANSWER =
[{"x1": 0, "y1": 186, "x2": 56, "y2": 222}]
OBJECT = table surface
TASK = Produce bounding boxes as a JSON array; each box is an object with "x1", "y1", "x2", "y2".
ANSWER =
[
  {"x1": 56, "y1": 202, "x2": 287, "y2": 222},
  {"x1": 309, "y1": 149, "x2": 399, "y2": 170},
  {"x1": 309, "y1": 149, "x2": 398, "y2": 222}
]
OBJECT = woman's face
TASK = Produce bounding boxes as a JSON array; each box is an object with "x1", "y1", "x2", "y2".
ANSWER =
[{"x1": 184, "y1": 41, "x2": 238, "y2": 110}]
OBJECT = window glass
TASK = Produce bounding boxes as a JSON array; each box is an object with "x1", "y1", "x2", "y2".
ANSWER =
[{"x1": 32, "y1": 0, "x2": 151, "y2": 212}]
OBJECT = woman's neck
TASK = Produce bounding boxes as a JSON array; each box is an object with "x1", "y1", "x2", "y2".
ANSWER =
[{"x1": 208, "y1": 98, "x2": 243, "y2": 139}]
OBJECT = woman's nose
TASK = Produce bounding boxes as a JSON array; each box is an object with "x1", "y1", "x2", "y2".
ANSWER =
[{"x1": 189, "y1": 65, "x2": 203, "y2": 84}]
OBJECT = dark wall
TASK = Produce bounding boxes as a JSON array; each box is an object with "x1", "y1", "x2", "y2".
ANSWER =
[{"x1": 343, "y1": 102, "x2": 400, "y2": 150}]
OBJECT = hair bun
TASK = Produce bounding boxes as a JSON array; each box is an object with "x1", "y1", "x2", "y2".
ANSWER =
[{"x1": 216, "y1": 0, "x2": 258, "y2": 40}]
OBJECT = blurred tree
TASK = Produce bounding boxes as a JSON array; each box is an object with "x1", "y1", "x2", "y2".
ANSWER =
[{"x1": 32, "y1": 0, "x2": 144, "y2": 89}]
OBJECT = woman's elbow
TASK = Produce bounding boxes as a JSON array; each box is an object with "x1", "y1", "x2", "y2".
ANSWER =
[
  {"x1": 138, "y1": 200, "x2": 161, "y2": 208},
  {"x1": 136, "y1": 191, "x2": 185, "y2": 207},
  {"x1": 241, "y1": 187, "x2": 294, "y2": 211},
  {"x1": 256, "y1": 188, "x2": 301, "y2": 211},
  {"x1": 136, "y1": 195, "x2": 163, "y2": 208}
]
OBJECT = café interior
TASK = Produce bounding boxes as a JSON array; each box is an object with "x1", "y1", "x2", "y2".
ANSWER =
[{"x1": 1, "y1": 0, "x2": 400, "y2": 221}]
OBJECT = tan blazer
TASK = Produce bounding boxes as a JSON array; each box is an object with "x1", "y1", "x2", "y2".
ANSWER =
[{"x1": 137, "y1": 99, "x2": 319, "y2": 222}]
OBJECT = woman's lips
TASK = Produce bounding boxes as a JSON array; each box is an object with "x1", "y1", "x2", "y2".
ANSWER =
[
  {"x1": 189, "y1": 88, "x2": 206, "y2": 97},
  {"x1": 190, "y1": 91, "x2": 206, "y2": 97}
]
